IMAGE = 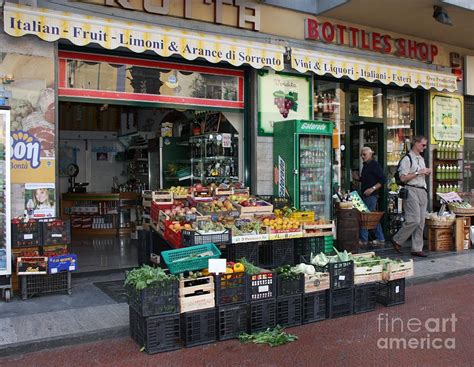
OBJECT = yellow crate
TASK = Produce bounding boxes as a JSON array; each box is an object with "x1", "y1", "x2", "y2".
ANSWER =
[{"x1": 289, "y1": 211, "x2": 315, "y2": 223}]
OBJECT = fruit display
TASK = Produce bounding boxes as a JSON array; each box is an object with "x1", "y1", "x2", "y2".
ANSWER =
[
  {"x1": 198, "y1": 199, "x2": 235, "y2": 214},
  {"x1": 229, "y1": 194, "x2": 250, "y2": 203},
  {"x1": 225, "y1": 219, "x2": 266, "y2": 236},
  {"x1": 263, "y1": 217, "x2": 300, "y2": 232},
  {"x1": 167, "y1": 221, "x2": 193, "y2": 233},
  {"x1": 273, "y1": 90, "x2": 298, "y2": 118},
  {"x1": 162, "y1": 203, "x2": 198, "y2": 221},
  {"x1": 169, "y1": 186, "x2": 189, "y2": 196},
  {"x1": 195, "y1": 220, "x2": 226, "y2": 233}
]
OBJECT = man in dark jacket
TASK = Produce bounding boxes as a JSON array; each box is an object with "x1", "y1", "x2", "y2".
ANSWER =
[{"x1": 359, "y1": 147, "x2": 386, "y2": 246}]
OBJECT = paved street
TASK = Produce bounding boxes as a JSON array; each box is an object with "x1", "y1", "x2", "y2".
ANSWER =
[{"x1": 1, "y1": 273, "x2": 473, "y2": 367}]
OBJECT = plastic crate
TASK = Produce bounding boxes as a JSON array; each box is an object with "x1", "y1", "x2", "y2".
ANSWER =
[
  {"x1": 20, "y1": 272, "x2": 71, "y2": 300},
  {"x1": 276, "y1": 295, "x2": 303, "y2": 327},
  {"x1": 164, "y1": 227, "x2": 183, "y2": 249},
  {"x1": 328, "y1": 288, "x2": 354, "y2": 319},
  {"x1": 315, "y1": 260, "x2": 354, "y2": 290},
  {"x1": 41, "y1": 219, "x2": 71, "y2": 246},
  {"x1": 182, "y1": 229, "x2": 231, "y2": 247},
  {"x1": 11, "y1": 220, "x2": 42, "y2": 248},
  {"x1": 250, "y1": 299, "x2": 276, "y2": 332},
  {"x1": 249, "y1": 271, "x2": 276, "y2": 301},
  {"x1": 302, "y1": 290, "x2": 328, "y2": 323},
  {"x1": 258, "y1": 239, "x2": 294, "y2": 268},
  {"x1": 226, "y1": 242, "x2": 259, "y2": 264},
  {"x1": 293, "y1": 237, "x2": 325, "y2": 264},
  {"x1": 181, "y1": 308, "x2": 217, "y2": 347},
  {"x1": 161, "y1": 243, "x2": 221, "y2": 274},
  {"x1": 354, "y1": 283, "x2": 377, "y2": 314},
  {"x1": 276, "y1": 273, "x2": 304, "y2": 297},
  {"x1": 215, "y1": 273, "x2": 249, "y2": 306},
  {"x1": 129, "y1": 307, "x2": 181, "y2": 354},
  {"x1": 376, "y1": 279, "x2": 406, "y2": 306},
  {"x1": 217, "y1": 303, "x2": 249, "y2": 340},
  {"x1": 127, "y1": 280, "x2": 179, "y2": 317}
]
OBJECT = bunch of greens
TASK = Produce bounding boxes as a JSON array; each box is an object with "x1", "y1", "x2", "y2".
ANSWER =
[
  {"x1": 239, "y1": 325, "x2": 298, "y2": 347},
  {"x1": 276, "y1": 265, "x2": 300, "y2": 280},
  {"x1": 124, "y1": 265, "x2": 177, "y2": 290},
  {"x1": 238, "y1": 257, "x2": 262, "y2": 275}
]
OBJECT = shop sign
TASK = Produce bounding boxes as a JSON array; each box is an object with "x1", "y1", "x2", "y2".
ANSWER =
[
  {"x1": 297, "y1": 121, "x2": 332, "y2": 135},
  {"x1": 304, "y1": 18, "x2": 438, "y2": 64},
  {"x1": 291, "y1": 48, "x2": 457, "y2": 92},
  {"x1": 258, "y1": 72, "x2": 312, "y2": 135},
  {"x1": 430, "y1": 92, "x2": 464, "y2": 144},
  {"x1": 3, "y1": 3, "x2": 283, "y2": 71},
  {"x1": 103, "y1": 0, "x2": 261, "y2": 31}
]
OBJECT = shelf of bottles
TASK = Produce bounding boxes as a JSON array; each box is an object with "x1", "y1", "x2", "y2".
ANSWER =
[
  {"x1": 386, "y1": 92, "x2": 415, "y2": 166},
  {"x1": 189, "y1": 133, "x2": 238, "y2": 185},
  {"x1": 299, "y1": 135, "x2": 331, "y2": 219},
  {"x1": 0, "y1": 109, "x2": 11, "y2": 275},
  {"x1": 434, "y1": 144, "x2": 463, "y2": 194},
  {"x1": 387, "y1": 192, "x2": 404, "y2": 236}
]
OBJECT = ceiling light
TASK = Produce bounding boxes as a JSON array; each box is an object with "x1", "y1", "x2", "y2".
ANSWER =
[{"x1": 433, "y1": 6, "x2": 453, "y2": 26}]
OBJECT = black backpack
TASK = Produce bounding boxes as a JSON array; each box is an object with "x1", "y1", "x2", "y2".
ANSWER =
[{"x1": 394, "y1": 154, "x2": 413, "y2": 186}]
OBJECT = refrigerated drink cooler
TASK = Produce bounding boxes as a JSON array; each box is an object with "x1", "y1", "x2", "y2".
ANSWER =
[{"x1": 273, "y1": 120, "x2": 333, "y2": 220}]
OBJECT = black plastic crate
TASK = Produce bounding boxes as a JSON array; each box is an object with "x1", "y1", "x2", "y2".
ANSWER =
[
  {"x1": 303, "y1": 290, "x2": 328, "y2": 323},
  {"x1": 182, "y1": 228, "x2": 231, "y2": 247},
  {"x1": 181, "y1": 308, "x2": 216, "y2": 347},
  {"x1": 135, "y1": 230, "x2": 152, "y2": 266},
  {"x1": 11, "y1": 220, "x2": 42, "y2": 248},
  {"x1": 258, "y1": 240, "x2": 294, "y2": 268},
  {"x1": 328, "y1": 287, "x2": 354, "y2": 319},
  {"x1": 277, "y1": 272, "x2": 304, "y2": 297},
  {"x1": 20, "y1": 272, "x2": 71, "y2": 300},
  {"x1": 250, "y1": 299, "x2": 276, "y2": 332},
  {"x1": 315, "y1": 260, "x2": 354, "y2": 290},
  {"x1": 294, "y1": 237, "x2": 325, "y2": 264},
  {"x1": 40, "y1": 219, "x2": 71, "y2": 246},
  {"x1": 376, "y1": 279, "x2": 406, "y2": 306},
  {"x1": 354, "y1": 283, "x2": 377, "y2": 314},
  {"x1": 276, "y1": 295, "x2": 303, "y2": 327},
  {"x1": 129, "y1": 307, "x2": 181, "y2": 354},
  {"x1": 217, "y1": 303, "x2": 249, "y2": 340},
  {"x1": 249, "y1": 271, "x2": 276, "y2": 301},
  {"x1": 126, "y1": 280, "x2": 179, "y2": 317},
  {"x1": 226, "y1": 242, "x2": 259, "y2": 264},
  {"x1": 215, "y1": 273, "x2": 249, "y2": 306}
]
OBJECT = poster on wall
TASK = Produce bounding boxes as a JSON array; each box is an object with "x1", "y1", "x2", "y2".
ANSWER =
[
  {"x1": 25, "y1": 183, "x2": 55, "y2": 218},
  {"x1": 430, "y1": 92, "x2": 464, "y2": 144},
  {"x1": 258, "y1": 72, "x2": 311, "y2": 136},
  {"x1": 358, "y1": 88, "x2": 374, "y2": 118}
]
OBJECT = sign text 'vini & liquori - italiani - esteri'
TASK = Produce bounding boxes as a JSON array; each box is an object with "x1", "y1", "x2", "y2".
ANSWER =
[{"x1": 304, "y1": 18, "x2": 438, "y2": 63}]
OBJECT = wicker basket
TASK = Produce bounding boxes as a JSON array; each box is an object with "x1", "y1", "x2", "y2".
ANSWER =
[
  {"x1": 448, "y1": 205, "x2": 474, "y2": 215},
  {"x1": 358, "y1": 211, "x2": 384, "y2": 230},
  {"x1": 425, "y1": 219, "x2": 454, "y2": 228}
]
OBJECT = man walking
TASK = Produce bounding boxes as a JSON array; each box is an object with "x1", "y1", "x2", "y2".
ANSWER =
[{"x1": 391, "y1": 135, "x2": 431, "y2": 257}]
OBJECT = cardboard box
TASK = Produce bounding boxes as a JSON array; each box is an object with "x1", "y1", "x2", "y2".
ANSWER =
[{"x1": 17, "y1": 256, "x2": 48, "y2": 275}]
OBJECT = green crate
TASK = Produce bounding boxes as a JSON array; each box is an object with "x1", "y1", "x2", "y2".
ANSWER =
[{"x1": 161, "y1": 243, "x2": 221, "y2": 274}]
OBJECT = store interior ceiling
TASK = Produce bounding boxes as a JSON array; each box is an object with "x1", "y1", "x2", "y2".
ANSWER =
[{"x1": 322, "y1": 0, "x2": 474, "y2": 50}]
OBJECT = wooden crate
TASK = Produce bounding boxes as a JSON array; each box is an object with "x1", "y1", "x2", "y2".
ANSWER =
[
  {"x1": 303, "y1": 222, "x2": 335, "y2": 237},
  {"x1": 455, "y1": 217, "x2": 471, "y2": 252},
  {"x1": 304, "y1": 272, "x2": 330, "y2": 293},
  {"x1": 234, "y1": 200, "x2": 273, "y2": 215},
  {"x1": 290, "y1": 211, "x2": 315, "y2": 223},
  {"x1": 214, "y1": 187, "x2": 234, "y2": 196},
  {"x1": 428, "y1": 226, "x2": 454, "y2": 252},
  {"x1": 382, "y1": 260, "x2": 414, "y2": 281},
  {"x1": 152, "y1": 191, "x2": 173, "y2": 204},
  {"x1": 179, "y1": 276, "x2": 215, "y2": 313},
  {"x1": 354, "y1": 264, "x2": 383, "y2": 284}
]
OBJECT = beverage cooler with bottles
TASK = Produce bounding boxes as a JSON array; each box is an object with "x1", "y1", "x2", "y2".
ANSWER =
[
  {"x1": 0, "y1": 107, "x2": 11, "y2": 299},
  {"x1": 273, "y1": 120, "x2": 333, "y2": 220}
]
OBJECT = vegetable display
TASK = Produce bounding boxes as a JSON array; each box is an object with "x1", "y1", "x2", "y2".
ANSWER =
[
  {"x1": 125, "y1": 265, "x2": 177, "y2": 290},
  {"x1": 239, "y1": 325, "x2": 298, "y2": 347}
]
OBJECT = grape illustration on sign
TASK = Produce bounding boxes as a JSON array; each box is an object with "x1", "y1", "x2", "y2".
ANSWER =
[{"x1": 273, "y1": 91, "x2": 298, "y2": 118}]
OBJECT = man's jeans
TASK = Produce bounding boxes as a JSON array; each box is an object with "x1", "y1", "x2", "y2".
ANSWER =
[{"x1": 359, "y1": 194, "x2": 385, "y2": 243}]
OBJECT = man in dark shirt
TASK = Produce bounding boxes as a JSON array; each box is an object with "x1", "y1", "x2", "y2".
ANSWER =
[{"x1": 359, "y1": 147, "x2": 386, "y2": 246}]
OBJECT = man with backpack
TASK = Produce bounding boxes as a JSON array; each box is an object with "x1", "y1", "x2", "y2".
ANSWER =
[{"x1": 391, "y1": 135, "x2": 432, "y2": 257}]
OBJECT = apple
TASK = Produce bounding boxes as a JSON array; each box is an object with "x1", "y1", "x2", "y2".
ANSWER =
[{"x1": 194, "y1": 183, "x2": 204, "y2": 191}]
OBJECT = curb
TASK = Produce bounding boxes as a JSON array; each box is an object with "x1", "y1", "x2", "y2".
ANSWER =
[
  {"x1": 406, "y1": 266, "x2": 474, "y2": 286},
  {"x1": 0, "y1": 325, "x2": 129, "y2": 358}
]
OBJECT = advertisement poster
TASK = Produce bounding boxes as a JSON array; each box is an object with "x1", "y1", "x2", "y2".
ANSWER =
[
  {"x1": 258, "y1": 72, "x2": 311, "y2": 136},
  {"x1": 358, "y1": 88, "x2": 374, "y2": 118},
  {"x1": 430, "y1": 92, "x2": 464, "y2": 144},
  {"x1": 25, "y1": 183, "x2": 55, "y2": 218}
]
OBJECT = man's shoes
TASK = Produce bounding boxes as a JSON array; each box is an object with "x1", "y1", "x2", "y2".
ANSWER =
[
  {"x1": 411, "y1": 251, "x2": 428, "y2": 257},
  {"x1": 371, "y1": 239, "x2": 385, "y2": 247},
  {"x1": 390, "y1": 238, "x2": 402, "y2": 253}
]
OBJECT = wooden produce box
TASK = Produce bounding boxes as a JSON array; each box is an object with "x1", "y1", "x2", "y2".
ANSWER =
[
  {"x1": 213, "y1": 187, "x2": 234, "y2": 196},
  {"x1": 303, "y1": 222, "x2": 335, "y2": 237},
  {"x1": 290, "y1": 211, "x2": 315, "y2": 223},
  {"x1": 178, "y1": 276, "x2": 215, "y2": 313},
  {"x1": 455, "y1": 217, "x2": 471, "y2": 252},
  {"x1": 382, "y1": 260, "x2": 414, "y2": 281},
  {"x1": 142, "y1": 190, "x2": 152, "y2": 208},
  {"x1": 354, "y1": 264, "x2": 383, "y2": 284},
  {"x1": 152, "y1": 190, "x2": 173, "y2": 205},
  {"x1": 428, "y1": 226, "x2": 454, "y2": 252},
  {"x1": 304, "y1": 272, "x2": 330, "y2": 293},
  {"x1": 233, "y1": 200, "x2": 273, "y2": 216}
]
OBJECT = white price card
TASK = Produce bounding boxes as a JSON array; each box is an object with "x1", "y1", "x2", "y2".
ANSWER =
[
  {"x1": 258, "y1": 285, "x2": 269, "y2": 292},
  {"x1": 69, "y1": 265, "x2": 76, "y2": 271},
  {"x1": 24, "y1": 234, "x2": 33, "y2": 240},
  {"x1": 208, "y1": 258, "x2": 226, "y2": 274},
  {"x1": 395, "y1": 286, "x2": 400, "y2": 293},
  {"x1": 339, "y1": 275, "x2": 346, "y2": 280},
  {"x1": 50, "y1": 268, "x2": 58, "y2": 274},
  {"x1": 222, "y1": 133, "x2": 231, "y2": 148},
  {"x1": 52, "y1": 234, "x2": 63, "y2": 238}
]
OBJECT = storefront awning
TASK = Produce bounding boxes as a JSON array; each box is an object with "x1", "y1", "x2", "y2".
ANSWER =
[
  {"x1": 3, "y1": 2, "x2": 285, "y2": 71},
  {"x1": 291, "y1": 48, "x2": 457, "y2": 92}
]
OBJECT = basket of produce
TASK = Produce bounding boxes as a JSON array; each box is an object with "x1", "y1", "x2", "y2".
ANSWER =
[
  {"x1": 358, "y1": 211, "x2": 384, "y2": 230},
  {"x1": 448, "y1": 201, "x2": 474, "y2": 215},
  {"x1": 161, "y1": 243, "x2": 221, "y2": 274},
  {"x1": 425, "y1": 213, "x2": 456, "y2": 228}
]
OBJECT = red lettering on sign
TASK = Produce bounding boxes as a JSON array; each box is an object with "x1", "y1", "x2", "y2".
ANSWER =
[
  {"x1": 371, "y1": 32, "x2": 382, "y2": 52},
  {"x1": 361, "y1": 30, "x2": 370, "y2": 50},
  {"x1": 431, "y1": 45, "x2": 438, "y2": 61},
  {"x1": 417, "y1": 42, "x2": 428, "y2": 61},
  {"x1": 321, "y1": 22, "x2": 335, "y2": 42},
  {"x1": 381, "y1": 35, "x2": 392, "y2": 53},
  {"x1": 305, "y1": 18, "x2": 319, "y2": 40},
  {"x1": 407, "y1": 39, "x2": 417, "y2": 59},
  {"x1": 395, "y1": 38, "x2": 406, "y2": 57},
  {"x1": 348, "y1": 27, "x2": 359, "y2": 47},
  {"x1": 336, "y1": 24, "x2": 346, "y2": 44}
]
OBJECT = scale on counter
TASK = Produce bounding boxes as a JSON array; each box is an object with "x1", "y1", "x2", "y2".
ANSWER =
[{"x1": 67, "y1": 163, "x2": 89, "y2": 193}]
